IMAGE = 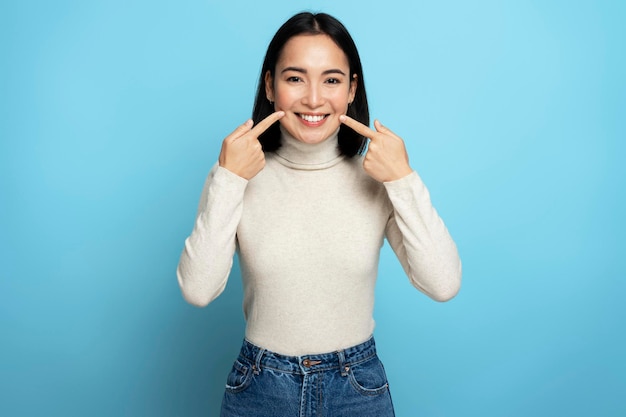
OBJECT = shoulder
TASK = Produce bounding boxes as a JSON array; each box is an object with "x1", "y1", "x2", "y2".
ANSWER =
[{"x1": 338, "y1": 156, "x2": 390, "y2": 206}]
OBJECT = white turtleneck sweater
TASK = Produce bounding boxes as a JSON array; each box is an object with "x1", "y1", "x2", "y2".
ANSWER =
[{"x1": 177, "y1": 127, "x2": 461, "y2": 355}]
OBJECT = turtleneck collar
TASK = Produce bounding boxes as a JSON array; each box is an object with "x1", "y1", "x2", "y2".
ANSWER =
[{"x1": 274, "y1": 125, "x2": 344, "y2": 170}]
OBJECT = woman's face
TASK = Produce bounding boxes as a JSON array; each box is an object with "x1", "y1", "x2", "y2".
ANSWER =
[{"x1": 265, "y1": 34, "x2": 357, "y2": 145}]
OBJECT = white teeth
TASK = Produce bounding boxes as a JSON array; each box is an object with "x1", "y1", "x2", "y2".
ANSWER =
[{"x1": 300, "y1": 114, "x2": 325, "y2": 123}]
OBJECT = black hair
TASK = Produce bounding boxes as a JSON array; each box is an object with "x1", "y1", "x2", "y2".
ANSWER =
[{"x1": 252, "y1": 12, "x2": 369, "y2": 157}]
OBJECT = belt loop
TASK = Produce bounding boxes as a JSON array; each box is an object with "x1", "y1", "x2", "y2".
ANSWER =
[
  {"x1": 253, "y1": 347, "x2": 265, "y2": 375},
  {"x1": 337, "y1": 350, "x2": 349, "y2": 377}
]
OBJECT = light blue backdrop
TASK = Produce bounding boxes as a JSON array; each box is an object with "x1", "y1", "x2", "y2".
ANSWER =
[{"x1": 1, "y1": 0, "x2": 624, "y2": 416}]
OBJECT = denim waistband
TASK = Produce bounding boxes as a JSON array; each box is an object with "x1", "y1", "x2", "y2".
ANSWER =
[{"x1": 239, "y1": 337, "x2": 378, "y2": 375}]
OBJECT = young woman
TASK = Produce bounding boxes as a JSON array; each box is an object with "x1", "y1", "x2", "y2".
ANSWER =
[{"x1": 177, "y1": 12, "x2": 461, "y2": 417}]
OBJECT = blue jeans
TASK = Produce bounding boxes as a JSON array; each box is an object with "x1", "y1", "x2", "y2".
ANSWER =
[{"x1": 220, "y1": 336, "x2": 395, "y2": 417}]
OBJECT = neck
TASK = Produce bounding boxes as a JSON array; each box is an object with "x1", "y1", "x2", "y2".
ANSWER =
[{"x1": 274, "y1": 126, "x2": 343, "y2": 170}]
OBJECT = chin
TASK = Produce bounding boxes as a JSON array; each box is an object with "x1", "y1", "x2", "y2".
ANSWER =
[{"x1": 298, "y1": 132, "x2": 333, "y2": 144}]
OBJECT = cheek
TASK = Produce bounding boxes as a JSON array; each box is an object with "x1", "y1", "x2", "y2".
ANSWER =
[
  {"x1": 330, "y1": 91, "x2": 351, "y2": 109},
  {"x1": 274, "y1": 86, "x2": 298, "y2": 106}
]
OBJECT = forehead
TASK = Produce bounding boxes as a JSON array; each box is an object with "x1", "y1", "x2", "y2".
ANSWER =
[{"x1": 277, "y1": 34, "x2": 349, "y2": 70}]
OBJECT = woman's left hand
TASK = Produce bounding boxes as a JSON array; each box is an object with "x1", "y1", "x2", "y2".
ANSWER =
[{"x1": 340, "y1": 115, "x2": 413, "y2": 183}]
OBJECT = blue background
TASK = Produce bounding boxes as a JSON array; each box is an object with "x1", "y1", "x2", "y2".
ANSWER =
[{"x1": 1, "y1": 0, "x2": 624, "y2": 416}]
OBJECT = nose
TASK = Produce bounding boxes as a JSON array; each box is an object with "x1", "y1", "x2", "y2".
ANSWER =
[{"x1": 302, "y1": 83, "x2": 324, "y2": 108}]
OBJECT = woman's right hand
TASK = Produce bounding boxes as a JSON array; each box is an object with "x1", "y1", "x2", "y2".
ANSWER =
[{"x1": 218, "y1": 111, "x2": 285, "y2": 179}]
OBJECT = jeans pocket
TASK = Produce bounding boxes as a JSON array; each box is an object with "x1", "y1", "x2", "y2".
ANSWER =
[
  {"x1": 224, "y1": 359, "x2": 253, "y2": 394},
  {"x1": 348, "y1": 356, "x2": 390, "y2": 396}
]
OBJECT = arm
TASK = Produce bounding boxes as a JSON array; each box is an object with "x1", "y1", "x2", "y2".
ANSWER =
[
  {"x1": 177, "y1": 112, "x2": 284, "y2": 307},
  {"x1": 176, "y1": 164, "x2": 247, "y2": 307},
  {"x1": 384, "y1": 172, "x2": 462, "y2": 302},
  {"x1": 340, "y1": 115, "x2": 462, "y2": 301}
]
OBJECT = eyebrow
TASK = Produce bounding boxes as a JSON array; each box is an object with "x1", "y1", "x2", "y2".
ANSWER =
[{"x1": 280, "y1": 66, "x2": 347, "y2": 76}]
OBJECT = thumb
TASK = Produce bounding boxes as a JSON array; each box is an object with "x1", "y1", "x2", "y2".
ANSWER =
[
  {"x1": 227, "y1": 119, "x2": 254, "y2": 142},
  {"x1": 374, "y1": 119, "x2": 389, "y2": 133}
]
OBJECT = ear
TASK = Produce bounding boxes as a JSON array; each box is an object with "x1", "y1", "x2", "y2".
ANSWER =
[
  {"x1": 349, "y1": 74, "x2": 357, "y2": 104},
  {"x1": 264, "y1": 71, "x2": 274, "y2": 102}
]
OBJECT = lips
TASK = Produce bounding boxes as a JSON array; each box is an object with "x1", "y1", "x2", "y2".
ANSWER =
[
  {"x1": 299, "y1": 113, "x2": 326, "y2": 122},
  {"x1": 296, "y1": 113, "x2": 329, "y2": 126}
]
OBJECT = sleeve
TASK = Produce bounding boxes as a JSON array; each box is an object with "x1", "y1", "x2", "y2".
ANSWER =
[
  {"x1": 176, "y1": 163, "x2": 248, "y2": 307},
  {"x1": 383, "y1": 171, "x2": 462, "y2": 302}
]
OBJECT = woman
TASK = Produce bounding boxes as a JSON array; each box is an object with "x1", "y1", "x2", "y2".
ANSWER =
[{"x1": 177, "y1": 12, "x2": 461, "y2": 416}]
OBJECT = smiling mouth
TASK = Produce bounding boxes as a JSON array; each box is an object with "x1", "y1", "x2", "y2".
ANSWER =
[{"x1": 297, "y1": 113, "x2": 329, "y2": 123}]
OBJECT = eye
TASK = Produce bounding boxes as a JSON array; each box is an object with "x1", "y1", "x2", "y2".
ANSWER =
[
  {"x1": 325, "y1": 78, "x2": 341, "y2": 84},
  {"x1": 287, "y1": 76, "x2": 302, "y2": 83}
]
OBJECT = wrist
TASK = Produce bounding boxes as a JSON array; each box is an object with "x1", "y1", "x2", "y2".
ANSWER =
[{"x1": 387, "y1": 165, "x2": 413, "y2": 182}]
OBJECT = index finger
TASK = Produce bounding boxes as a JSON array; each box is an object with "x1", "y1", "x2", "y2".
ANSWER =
[
  {"x1": 250, "y1": 111, "x2": 285, "y2": 137},
  {"x1": 339, "y1": 115, "x2": 377, "y2": 139}
]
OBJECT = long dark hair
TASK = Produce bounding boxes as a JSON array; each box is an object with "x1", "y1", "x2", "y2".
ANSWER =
[{"x1": 252, "y1": 12, "x2": 369, "y2": 157}]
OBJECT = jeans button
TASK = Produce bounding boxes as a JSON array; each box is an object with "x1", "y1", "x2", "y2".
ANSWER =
[{"x1": 303, "y1": 359, "x2": 311, "y2": 367}]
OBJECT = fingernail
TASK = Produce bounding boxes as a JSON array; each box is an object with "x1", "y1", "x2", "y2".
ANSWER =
[
  {"x1": 278, "y1": 111, "x2": 285, "y2": 117},
  {"x1": 245, "y1": 119, "x2": 253, "y2": 126},
  {"x1": 339, "y1": 115, "x2": 346, "y2": 122}
]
